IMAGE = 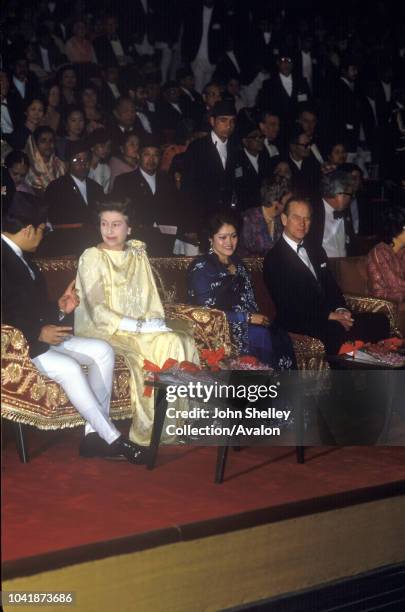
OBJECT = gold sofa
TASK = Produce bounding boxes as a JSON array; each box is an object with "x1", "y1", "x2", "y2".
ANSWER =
[{"x1": 1, "y1": 256, "x2": 399, "y2": 449}]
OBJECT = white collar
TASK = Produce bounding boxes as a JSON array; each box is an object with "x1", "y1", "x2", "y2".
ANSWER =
[
  {"x1": 323, "y1": 198, "x2": 338, "y2": 217},
  {"x1": 140, "y1": 168, "x2": 156, "y2": 192},
  {"x1": 289, "y1": 154, "x2": 303, "y2": 169},
  {"x1": 2, "y1": 234, "x2": 24, "y2": 258},
  {"x1": 282, "y1": 232, "x2": 302, "y2": 253},
  {"x1": 211, "y1": 130, "x2": 227, "y2": 148},
  {"x1": 280, "y1": 72, "x2": 292, "y2": 82},
  {"x1": 244, "y1": 148, "x2": 259, "y2": 169}
]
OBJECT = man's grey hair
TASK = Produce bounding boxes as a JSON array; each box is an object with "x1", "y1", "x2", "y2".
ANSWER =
[
  {"x1": 321, "y1": 170, "x2": 354, "y2": 198},
  {"x1": 260, "y1": 177, "x2": 291, "y2": 205}
]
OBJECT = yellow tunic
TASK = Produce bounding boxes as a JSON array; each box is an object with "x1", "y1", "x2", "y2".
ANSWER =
[{"x1": 74, "y1": 240, "x2": 199, "y2": 445}]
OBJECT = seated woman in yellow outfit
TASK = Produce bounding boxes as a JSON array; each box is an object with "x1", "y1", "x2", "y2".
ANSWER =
[{"x1": 74, "y1": 199, "x2": 199, "y2": 446}]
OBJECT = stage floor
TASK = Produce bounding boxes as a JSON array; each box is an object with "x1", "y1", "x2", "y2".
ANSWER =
[{"x1": 2, "y1": 426, "x2": 405, "y2": 564}]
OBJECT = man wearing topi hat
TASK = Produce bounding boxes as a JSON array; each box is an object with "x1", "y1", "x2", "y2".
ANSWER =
[{"x1": 182, "y1": 99, "x2": 238, "y2": 218}]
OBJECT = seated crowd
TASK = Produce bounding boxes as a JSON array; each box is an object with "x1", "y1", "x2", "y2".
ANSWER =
[{"x1": 1, "y1": 1, "x2": 405, "y2": 461}]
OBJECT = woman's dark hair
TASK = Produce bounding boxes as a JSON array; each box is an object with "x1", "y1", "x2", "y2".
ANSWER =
[
  {"x1": 381, "y1": 206, "x2": 405, "y2": 244},
  {"x1": 43, "y1": 81, "x2": 60, "y2": 107},
  {"x1": 4, "y1": 150, "x2": 30, "y2": 168},
  {"x1": 207, "y1": 209, "x2": 241, "y2": 238},
  {"x1": 23, "y1": 96, "x2": 45, "y2": 113},
  {"x1": 33, "y1": 125, "x2": 56, "y2": 144},
  {"x1": 62, "y1": 106, "x2": 85, "y2": 135},
  {"x1": 119, "y1": 130, "x2": 140, "y2": 150},
  {"x1": 96, "y1": 199, "x2": 133, "y2": 226}
]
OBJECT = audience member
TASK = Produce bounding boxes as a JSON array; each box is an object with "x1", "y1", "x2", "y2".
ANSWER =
[
  {"x1": 74, "y1": 198, "x2": 199, "y2": 446},
  {"x1": 308, "y1": 170, "x2": 355, "y2": 257},
  {"x1": 9, "y1": 97, "x2": 45, "y2": 150},
  {"x1": 2, "y1": 194, "x2": 146, "y2": 463},
  {"x1": 187, "y1": 209, "x2": 296, "y2": 368},
  {"x1": 263, "y1": 198, "x2": 390, "y2": 355},
  {"x1": 42, "y1": 141, "x2": 104, "y2": 256},
  {"x1": 25, "y1": 126, "x2": 65, "y2": 194},
  {"x1": 56, "y1": 106, "x2": 86, "y2": 161},
  {"x1": 240, "y1": 177, "x2": 291, "y2": 256},
  {"x1": 65, "y1": 20, "x2": 97, "y2": 65},
  {"x1": 40, "y1": 82, "x2": 62, "y2": 133},
  {"x1": 182, "y1": 99, "x2": 237, "y2": 224},
  {"x1": 4, "y1": 150, "x2": 34, "y2": 194},
  {"x1": 109, "y1": 131, "x2": 140, "y2": 191},
  {"x1": 113, "y1": 135, "x2": 179, "y2": 255},
  {"x1": 87, "y1": 128, "x2": 112, "y2": 193}
]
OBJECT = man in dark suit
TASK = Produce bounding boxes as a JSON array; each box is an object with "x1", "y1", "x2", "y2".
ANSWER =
[
  {"x1": 330, "y1": 58, "x2": 362, "y2": 156},
  {"x1": 286, "y1": 126, "x2": 321, "y2": 200},
  {"x1": 234, "y1": 114, "x2": 272, "y2": 211},
  {"x1": 258, "y1": 108, "x2": 283, "y2": 168},
  {"x1": 182, "y1": 0, "x2": 226, "y2": 92},
  {"x1": 181, "y1": 99, "x2": 237, "y2": 221},
  {"x1": 306, "y1": 170, "x2": 355, "y2": 258},
  {"x1": 42, "y1": 142, "x2": 104, "y2": 256},
  {"x1": 7, "y1": 56, "x2": 40, "y2": 124},
  {"x1": 93, "y1": 14, "x2": 132, "y2": 68},
  {"x1": 256, "y1": 54, "x2": 311, "y2": 123},
  {"x1": 1, "y1": 194, "x2": 146, "y2": 463},
  {"x1": 155, "y1": 81, "x2": 189, "y2": 140},
  {"x1": 263, "y1": 198, "x2": 389, "y2": 355},
  {"x1": 112, "y1": 135, "x2": 179, "y2": 255}
]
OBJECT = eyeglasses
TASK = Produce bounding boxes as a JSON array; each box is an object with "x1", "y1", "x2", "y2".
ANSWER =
[
  {"x1": 280, "y1": 57, "x2": 292, "y2": 63},
  {"x1": 71, "y1": 157, "x2": 89, "y2": 165}
]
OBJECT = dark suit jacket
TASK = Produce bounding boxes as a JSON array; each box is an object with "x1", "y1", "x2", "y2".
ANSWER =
[
  {"x1": 234, "y1": 148, "x2": 272, "y2": 211},
  {"x1": 155, "y1": 100, "x2": 188, "y2": 134},
  {"x1": 181, "y1": 134, "x2": 237, "y2": 216},
  {"x1": 8, "y1": 73, "x2": 40, "y2": 123},
  {"x1": 93, "y1": 34, "x2": 130, "y2": 68},
  {"x1": 263, "y1": 236, "x2": 346, "y2": 339},
  {"x1": 331, "y1": 78, "x2": 362, "y2": 151},
  {"x1": 257, "y1": 74, "x2": 311, "y2": 120},
  {"x1": 1, "y1": 239, "x2": 70, "y2": 358},
  {"x1": 112, "y1": 168, "x2": 178, "y2": 226},
  {"x1": 41, "y1": 174, "x2": 104, "y2": 256},
  {"x1": 182, "y1": 1, "x2": 226, "y2": 65},
  {"x1": 45, "y1": 174, "x2": 104, "y2": 226},
  {"x1": 287, "y1": 156, "x2": 321, "y2": 200}
]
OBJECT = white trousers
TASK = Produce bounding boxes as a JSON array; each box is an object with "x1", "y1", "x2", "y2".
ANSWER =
[
  {"x1": 32, "y1": 336, "x2": 120, "y2": 444},
  {"x1": 191, "y1": 56, "x2": 216, "y2": 93}
]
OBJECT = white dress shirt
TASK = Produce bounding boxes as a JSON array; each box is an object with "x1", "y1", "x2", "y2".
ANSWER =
[
  {"x1": 211, "y1": 130, "x2": 227, "y2": 169},
  {"x1": 1, "y1": 99, "x2": 14, "y2": 133},
  {"x1": 280, "y1": 73, "x2": 293, "y2": 97},
  {"x1": 1, "y1": 234, "x2": 35, "y2": 279},
  {"x1": 88, "y1": 163, "x2": 111, "y2": 194},
  {"x1": 12, "y1": 77, "x2": 26, "y2": 99},
  {"x1": 264, "y1": 139, "x2": 279, "y2": 157},
  {"x1": 244, "y1": 149, "x2": 259, "y2": 173},
  {"x1": 350, "y1": 197, "x2": 360, "y2": 234},
  {"x1": 107, "y1": 81, "x2": 120, "y2": 99},
  {"x1": 71, "y1": 175, "x2": 88, "y2": 204},
  {"x1": 301, "y1": 51, "x2": 312, "y2": 89},
  {"x1": 140, "y1": 168, "x2": 156, "y2": 194},
  {"x1": 282, "y1": 233, "x2": 317, "y2": 278},
  {"x1": 382, "y1": 81, "x2": 391, "y2": 102},
  {"x1": 367, "y1": 96, "x2": 378, "y2": 126},
  {"x1": 170, "y1": 102, "x2": 182, "y2": 115},
  {"x1": 39, "y1": 46, "x2": 52, "y2": 72},
  {"x1": 226, "y1": 50, "x2": 240, "y2": 73},
  {"x1": 322, "y1": 199, "x2": 346, "y2": 257},
  {"x1": 196, "y1": 5, "x2": 213, "y2": 61},
  {"x1": 136, "y1": 111, "x2": 152, "y2": 134},
  {"x1": 289, "y1": 154, "x2": 303, "y2": 170}
]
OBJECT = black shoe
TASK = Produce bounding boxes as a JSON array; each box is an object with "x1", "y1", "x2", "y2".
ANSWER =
[
  {"x1": 79, "y1": 433, "x2": 107, "y2": 458},
  {"x1": 106, "y1": 437, "x2": 148, "y2": 465}
]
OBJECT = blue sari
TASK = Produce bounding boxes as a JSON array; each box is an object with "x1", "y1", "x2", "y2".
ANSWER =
[{"x1": 187, "y1": 252, "x2": 296, "y2": 370}]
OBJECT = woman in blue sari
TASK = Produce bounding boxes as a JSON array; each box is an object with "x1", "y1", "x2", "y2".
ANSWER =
[{"x1": 187, "y1": 210, "x2": 296, "y2": 370}]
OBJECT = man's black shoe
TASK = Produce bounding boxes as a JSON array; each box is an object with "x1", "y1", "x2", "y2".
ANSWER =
[
  {"x1": 79, "y1": 433, "x2": 107, "y2": 458},
  {"x1": 106, "y1": 437, "x2": 148, "y2": 465}
]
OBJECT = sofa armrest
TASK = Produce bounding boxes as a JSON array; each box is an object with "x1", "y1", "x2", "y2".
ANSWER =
[
  {"x1": 289, "y1": 333, "x2": 328, "y2": 371},
  {"x1": 163, "y1": 303, "x2": 232, "y2": 357},
  {"x1": 344, "y1": 294, "x2": 401, "y2": 337}
]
